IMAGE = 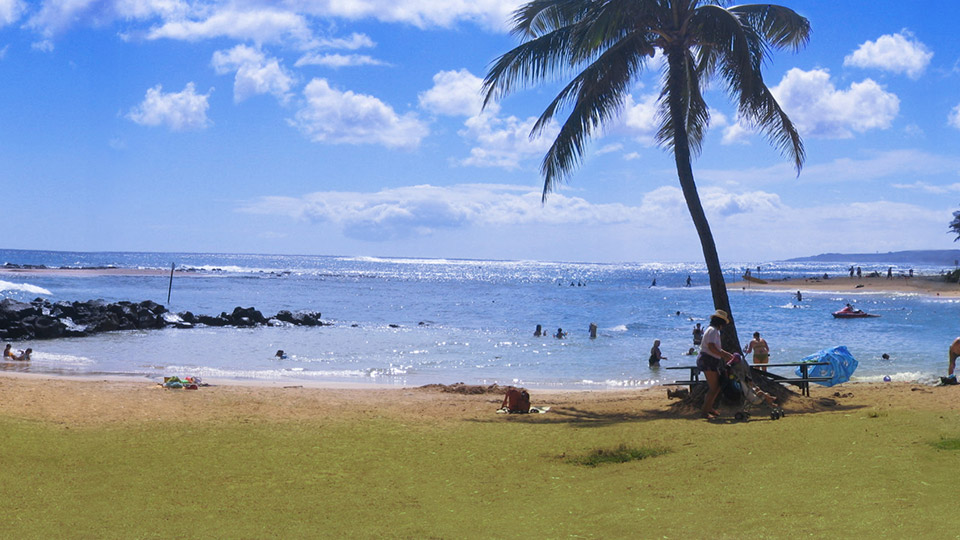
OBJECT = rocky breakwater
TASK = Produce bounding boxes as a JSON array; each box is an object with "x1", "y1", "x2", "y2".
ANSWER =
[{"x1": 0, "y1": 298, "x2": 327, "y2": 341}]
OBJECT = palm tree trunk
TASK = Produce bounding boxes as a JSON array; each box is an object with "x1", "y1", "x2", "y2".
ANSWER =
[{"x1": 665, "y1": 49, "x2": 742, "y2": 354}]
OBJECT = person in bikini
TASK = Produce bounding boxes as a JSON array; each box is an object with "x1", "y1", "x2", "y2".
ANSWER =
[{"x1": 744, "y1": 331, "x2": 769, "y2": 372}]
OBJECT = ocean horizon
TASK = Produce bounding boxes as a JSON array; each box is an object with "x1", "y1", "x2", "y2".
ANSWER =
[{"x1": 1, "y1": 248, "x2": 957, "y2": 389}]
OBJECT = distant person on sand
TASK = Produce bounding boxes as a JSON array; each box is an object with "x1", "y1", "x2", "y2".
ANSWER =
[
  {"x1": 692, "y1": 323, "x2": 703, "y2": 347},
  {"x1": 534, "y1": 324, "x2": 543, "y2": 337},
  {"x1": 887, "y1": 267, "x2": 893, "y2": 279},
  {"x1": 744, "y1": 332, "x2": 769, "y2": 371},
  {"x1": 857, "y1": 266, "x2": 862, "y2": 278},
  {"x1": 697, "y1": 310, "x2": 734, "y2": 419},
  {"x1": 648, "y1": 339, "x2": 666, "y2": 366},
  {"x1": 849, "y1": 266, "x2": 854, "y2": 278}
]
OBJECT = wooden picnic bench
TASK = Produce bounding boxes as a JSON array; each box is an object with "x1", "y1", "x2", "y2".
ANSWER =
[{"x1": 664, "y1": 362, "x2": 832, "y2": 397}]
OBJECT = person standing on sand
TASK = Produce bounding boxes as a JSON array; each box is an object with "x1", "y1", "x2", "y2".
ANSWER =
[
  {"x1": 744, "y1": 332, "x2": 770, "y2": 372},
  {"x1": 697, "y1": 310, "x2": 734, "y2": 419}
]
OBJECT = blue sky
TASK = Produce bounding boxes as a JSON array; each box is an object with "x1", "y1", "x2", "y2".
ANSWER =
[{"x1": 1, "y1": 0, "x2": 959, "y2": 263}]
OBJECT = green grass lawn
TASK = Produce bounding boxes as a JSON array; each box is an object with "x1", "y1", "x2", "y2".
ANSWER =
[{"x1": 3, "y1": 408, "x2": 960, "y2": 538}]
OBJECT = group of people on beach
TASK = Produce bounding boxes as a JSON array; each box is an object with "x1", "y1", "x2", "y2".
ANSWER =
[{"x1": 3, "y1": 343, "x2": 31, "y2": 361}]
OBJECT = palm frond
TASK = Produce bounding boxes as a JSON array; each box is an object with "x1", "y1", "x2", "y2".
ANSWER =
[
  {"x1": 729, "y1": 4, "x2": 811, "y2": 51},
  {"x1": 539, "y1": 33, "x2": 651, "y2": 199}
]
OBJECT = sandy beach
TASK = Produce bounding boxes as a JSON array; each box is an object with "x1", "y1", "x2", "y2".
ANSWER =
[
  {"x1": 2, "y1": 372, "x2": 956, "y2": 427},
  {"x1": 731, "y1": 274, "x2": 960, "y2": 297}
]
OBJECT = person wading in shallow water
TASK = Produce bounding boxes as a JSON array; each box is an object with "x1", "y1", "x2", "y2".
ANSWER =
[
  {"x1": 697, "y1": 310, "x2": 735, "y2": 419},
  {"x1": 744, "y1": 331, "x2": 770, "y2": 372}
]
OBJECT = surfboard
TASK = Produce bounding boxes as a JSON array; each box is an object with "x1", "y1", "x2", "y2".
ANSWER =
[{"x1": 743, "y1": 275, "x2": 768, "y2": 284}]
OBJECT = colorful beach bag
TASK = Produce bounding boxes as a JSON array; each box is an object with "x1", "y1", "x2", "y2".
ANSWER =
[{"x1": 796, "y1": 345, "x2": 858, "y2": 387}]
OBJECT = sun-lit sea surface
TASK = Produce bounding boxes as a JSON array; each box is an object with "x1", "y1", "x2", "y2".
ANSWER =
[{"x1": 1, "y1": 249, "x2": 957, "y2": 389}]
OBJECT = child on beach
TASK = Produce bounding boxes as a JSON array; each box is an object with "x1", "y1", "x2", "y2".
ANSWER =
[{"x1": 3, "y1": 344, "x2": 13, "y2": 360}]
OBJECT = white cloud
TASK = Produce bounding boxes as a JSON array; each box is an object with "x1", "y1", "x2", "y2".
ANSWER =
[
  {"x1": 290, "y1": 78, "x2": 428, "y2": 148},
  {"x1": 146, "y1": 8, "x2": 314, "y2": 46},
  {"x1": 211, "y1": 45, "x2": 295, "y2": 102},
  {"x1": 291, "y1": 0, "x2": 519, "y2": 31},
  {"x1": 127, "y1": 82, "x2": 211, "y2": 131},
  {"x1": 950, "y1": 104, "x2": 960, "y2": 130},
  {"x1": 0, "y1": 0, "x2": 24, "y2": 26},
  {"x1": 844, "y1": 30, "x2": 933, "y2": 79},
  {"x1": 622, "y1": 93, "x2": 659, "y2": 143},
  {"x1": 241, "y1": 183, "x2": 634, "y2": 240},
  {"x1": 772, "y1": 68, "x2": 899, "y2": 139},
  {"x1": 419, "y1": 69, "x2": 486, "y2": 117},
  {"x1": 721, "y1": 121, "x2": 753, "y2": 145},
  {"x1": 459, "y1": 111, "x2": 557, "y2": 168},
  {"x1": 294, "y1": 53, "x2": 386, "y2": 68},
  {"x1": 314, "y1": 32, "x2": 375, "y2": 50},
  {"x1": 699, "y1": 149, "x2": 960, "y2": 186},
  {"x1": 892, "y1": 181, "x2": 960, "y2": 194},
  {"x1": 28, "y1": 0, "x2": 186, "y2": 38}
]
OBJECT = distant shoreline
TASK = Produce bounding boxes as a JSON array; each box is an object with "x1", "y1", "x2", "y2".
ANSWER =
[{"x1": 730, "y1": 275, "x2": 960, "y2": 297}]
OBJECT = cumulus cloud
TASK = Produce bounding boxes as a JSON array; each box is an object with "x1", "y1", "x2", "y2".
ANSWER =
[
  {"x1": 146, "y1": 8, "x2": 314, "y2": 46},
  {"x1": 290, "y1": 78, "x2": 428, "y2": 148},
  {"x1": 240, "y1": 183, "x2": 634, "y2": 240},
  {"x1": 419, "y1": 69, "x2": 486, "y2": 117},
  {"x1": 291, "y1": 0, "x2": 518, "y2": 31},
  {"x1": 459, "y1": 112, "x2": 557, "y2": 168},
  {"x1": 622, "y1": 92, "x2": 659, "y2": 143},
  {"x1": 211, "y1": 45, "x2": 295, "y2": 102},
  {"x1": 844, "y1": 30, "x2": 933, "y2": 79},
  {"x1": 127, "y1": 82, "x2": 211, "y2": 131},
  {"x1": 0, "y1": 0, "x2": 24, "y2": 26},
  {"x1": 771, "y1": 68, "x2": 899, "y2": 139},
  {"x1": 950, "y1": 104, "x2": 960, "y2": 130},
  {"x1": 294, "y1": 53, "x2": 386, "y2": 68},
  {"x1": 28, "y1": 0, "x2": 186, "y2": 38}
]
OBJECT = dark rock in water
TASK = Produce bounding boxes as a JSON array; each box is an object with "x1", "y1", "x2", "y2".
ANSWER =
[
  {"x1": 0, "y1": 298, "x2": 329, "y2": 340},
  {"x1": 197, "y1": 314, "x2": 228, "y2": 327}
]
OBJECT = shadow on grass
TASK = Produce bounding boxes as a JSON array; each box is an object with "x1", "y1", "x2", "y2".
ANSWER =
[{"x1": 469, "y1": 401, "x2": 868, "y2": 427}]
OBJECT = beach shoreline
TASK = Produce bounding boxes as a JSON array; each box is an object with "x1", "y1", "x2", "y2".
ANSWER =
[{"x1": 730, "y1": 274, "x2": 960, "y2": 297}]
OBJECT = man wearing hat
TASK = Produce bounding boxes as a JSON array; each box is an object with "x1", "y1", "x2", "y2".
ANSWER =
[{"x1": 697, "y1": 309, "x2": 735, "y2": 419}]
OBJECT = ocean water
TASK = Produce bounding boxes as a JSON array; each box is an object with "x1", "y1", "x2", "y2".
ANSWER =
[{"x1": 1, "y1": 249, "x2": 956, "y2": 389}]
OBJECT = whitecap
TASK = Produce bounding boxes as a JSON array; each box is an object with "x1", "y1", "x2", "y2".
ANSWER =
[{"x1": 0, "y1": 280, "x2": 52, "y2": 295}]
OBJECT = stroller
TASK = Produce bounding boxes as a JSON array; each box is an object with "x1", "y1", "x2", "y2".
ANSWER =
[{"x1": 723, "y1": 354, "x2": 784, "y2": 421}]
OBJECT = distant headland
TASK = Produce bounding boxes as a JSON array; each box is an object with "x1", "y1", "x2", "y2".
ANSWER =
[{"x1": 786, "y1": 250, "x2": 960, "y2": 266}]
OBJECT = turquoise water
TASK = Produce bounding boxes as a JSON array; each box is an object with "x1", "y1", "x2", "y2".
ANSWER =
[{"x1": 1, "y1": 249, "x2": 956, "y2": 388}]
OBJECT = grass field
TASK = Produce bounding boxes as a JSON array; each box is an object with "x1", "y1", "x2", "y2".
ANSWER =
[{"x1": 3, "y1": 403, "x2": 960, "y2": 538}]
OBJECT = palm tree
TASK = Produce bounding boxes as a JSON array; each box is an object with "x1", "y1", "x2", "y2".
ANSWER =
[{"x1": 483, "y1": 0, "x2": 809, "y2": 353}]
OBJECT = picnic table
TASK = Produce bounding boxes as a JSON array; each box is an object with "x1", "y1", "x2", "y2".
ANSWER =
[{"x1": 664, "y1": 361, "x2": 831, "y2": 396}]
